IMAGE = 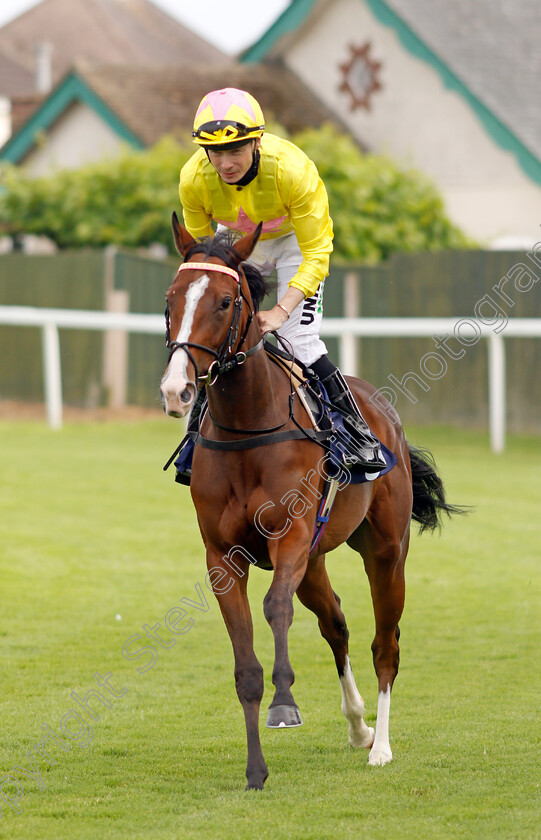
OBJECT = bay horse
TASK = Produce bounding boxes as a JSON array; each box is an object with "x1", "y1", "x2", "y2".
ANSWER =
[{"x1": 160, "y1": 213, "x2": 461, "y2": 790}]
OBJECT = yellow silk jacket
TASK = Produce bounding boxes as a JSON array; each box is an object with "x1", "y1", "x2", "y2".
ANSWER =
[{"x1": 179, "y1": 133, "x2": 333, "y2": 298}]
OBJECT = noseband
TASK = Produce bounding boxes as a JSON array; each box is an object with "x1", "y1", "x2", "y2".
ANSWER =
[{"x1": 165, "y1": 261, "x2": 263, "y2": 386}]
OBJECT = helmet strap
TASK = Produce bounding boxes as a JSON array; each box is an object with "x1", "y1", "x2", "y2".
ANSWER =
[
  {"x1": 232, "y1": 147, "x2": 260, "y2": 187},
  {"x1": 204, "y1": 143, "x2": 261, "y2": 188}
]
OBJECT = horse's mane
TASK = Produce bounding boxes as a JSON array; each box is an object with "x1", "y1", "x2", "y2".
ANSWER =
[{"x1": 184, "y1": 231, "x2": 274, "y2": 312}]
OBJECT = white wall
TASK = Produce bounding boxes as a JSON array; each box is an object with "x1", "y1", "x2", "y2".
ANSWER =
[
  {"x1": 283, "y1": 0, "x2": 541, "y2": 243},
  {"x1": 0, "y1": 96, "x2": 11, "y2": 148},
  {"x1": 23, "y1": 100, "x2": 125, "y2": 175}
]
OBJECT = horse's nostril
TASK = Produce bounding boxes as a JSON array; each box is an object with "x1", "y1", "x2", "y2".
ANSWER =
[{"x1": 180, "y1": 387, "x2": 193, "y2": 404}]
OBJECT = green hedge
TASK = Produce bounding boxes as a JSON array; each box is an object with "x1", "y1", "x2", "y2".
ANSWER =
[{"x1": 0, "y1": 127, "x2": 473, "y2": 260}]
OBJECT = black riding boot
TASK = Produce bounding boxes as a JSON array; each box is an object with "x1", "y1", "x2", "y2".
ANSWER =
[
  {"x1": 174, "y1": 388, "x2": 206, "y2": 485},
  {"x1": 311, "y1": 356, "x2": 387, "y2": 473}
]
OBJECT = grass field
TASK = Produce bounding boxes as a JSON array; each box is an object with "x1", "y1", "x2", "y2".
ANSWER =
[{"x1": 0, "y1": 416, "x2": 539, "y2": 840}]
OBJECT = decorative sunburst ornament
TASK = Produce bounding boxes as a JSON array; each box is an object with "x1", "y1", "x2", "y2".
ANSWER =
[{"x1": 338, "y1": 42, "x2": 383, "y2": 111}]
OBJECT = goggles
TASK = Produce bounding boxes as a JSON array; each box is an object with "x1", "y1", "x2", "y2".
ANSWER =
[{"x1": 192, "y1": 120, "x2": 265, "y2": 144}]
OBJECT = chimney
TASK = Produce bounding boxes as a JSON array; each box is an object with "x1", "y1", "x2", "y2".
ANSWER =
[
  {"x1": 0, "y1": 97, "x2": 11, "y2": 147},
  {"x1": 35, "y1": 42, "x2": 53, "y2": 94}
]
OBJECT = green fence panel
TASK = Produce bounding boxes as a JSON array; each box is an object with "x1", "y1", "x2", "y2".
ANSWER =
[
  {"x1": 1, "y1": 248, "x2": 539, "y2": 430},
  {"x1": 0, "y1": 251, "x2": 105, "y2": 405},
  {"x1": 112, "y1": 250, "x2": 178, "y2": 407},
  {"x1": 327, "y1": 250, "x2": 541, "y2": 431}
]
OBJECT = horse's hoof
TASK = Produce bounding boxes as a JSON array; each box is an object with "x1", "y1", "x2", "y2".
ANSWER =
[
  {"x1": 266, "y1": 704, "x2": 303, "y2": 728},
  {"x1": 368, "y1": 745, "x2": 393, "y2": 766},
  {"x1": 245, "y1": 763, "x2": 268, "y2": 790}
]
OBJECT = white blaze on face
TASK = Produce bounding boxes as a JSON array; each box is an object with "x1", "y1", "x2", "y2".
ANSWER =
[{"x1": 161, "y1": 274, "x2": 210, "y2": 403}]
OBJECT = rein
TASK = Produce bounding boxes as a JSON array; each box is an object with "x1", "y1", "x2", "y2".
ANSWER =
[{"x1": 163, "y1": 255, "x2": 335, "y2": 456}]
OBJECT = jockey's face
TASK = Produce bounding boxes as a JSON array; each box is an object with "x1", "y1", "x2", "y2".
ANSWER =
[{"x1": 207, "y1": 138, "x2": 261, "y2": 184}]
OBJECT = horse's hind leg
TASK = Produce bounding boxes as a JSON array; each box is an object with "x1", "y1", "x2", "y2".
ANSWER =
[
  {"x1": 350, "y1": 520, "x2": 408, "y2": 766},
  {"x1": 296, "y1": 556, "x2": 374, "y2": 749}
]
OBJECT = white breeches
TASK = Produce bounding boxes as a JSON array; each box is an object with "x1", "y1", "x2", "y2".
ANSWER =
[{"x1": 236, "y1": 228, "x2": 328, "y2": 366}]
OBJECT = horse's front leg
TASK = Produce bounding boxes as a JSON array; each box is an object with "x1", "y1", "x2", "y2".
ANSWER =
[
  {"x1": 206, "y1": 548, "x2": 268, "y2": 790},
  {"x1": 263, "y1": 530, "x2": 309, "y2": 728}
]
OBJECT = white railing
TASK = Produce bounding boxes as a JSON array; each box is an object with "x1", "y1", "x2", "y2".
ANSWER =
[
  {"x1": 1, "y1": 305, "x2": 540, "y2": 452},
  {"x1": 321, "y1": 317, "x2": 541, "y2": 453}
]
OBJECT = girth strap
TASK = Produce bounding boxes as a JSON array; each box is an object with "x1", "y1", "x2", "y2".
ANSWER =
[{"x1": 189, "y1": 427, "x2": 331, "y2": 452}]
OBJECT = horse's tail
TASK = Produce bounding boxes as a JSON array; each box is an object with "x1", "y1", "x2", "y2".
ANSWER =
[{"x1": 407, "y1": 443, "x2": 467, "y2": 533}]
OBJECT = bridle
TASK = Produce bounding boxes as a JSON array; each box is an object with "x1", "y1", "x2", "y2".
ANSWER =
[
  {"x1": 165, "y1": 260, "x2": 263, "y2": 387},
  {"x1": 162, "y1": 257, "x2": 334, "y2": 465}
]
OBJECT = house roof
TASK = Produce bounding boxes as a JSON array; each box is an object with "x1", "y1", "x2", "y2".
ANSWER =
[
  {"x1": 10, "y1": 93, "x2": 46, "y2": 133},
  {"x1": 1, "y1": 62, "x2": 340, "y2": 163},
  {"x1": 0, "y1": 0, "x2": 229, "y2": 96},
  {"x1": 241, "y1": 0, "x2": 541, "y2": 181},
  {"x1": 0, "y1": 49, "x2": 34, "y2": 97},
  {"x1": 384, "y1": 0, "x2": 541, "y2": 165}
]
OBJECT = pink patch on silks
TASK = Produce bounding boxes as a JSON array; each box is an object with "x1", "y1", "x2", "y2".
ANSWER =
[
  {"x1": 197, "y1": 88, "x2": 256, "y2": 121},
  {"x1": 215, "y1": 207, "x2": 287, "y2": 234}
]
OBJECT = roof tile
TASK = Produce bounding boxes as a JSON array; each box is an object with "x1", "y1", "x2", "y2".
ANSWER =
[{"x1": 0, "y1": 0, "x2": 229, "y2": 97}]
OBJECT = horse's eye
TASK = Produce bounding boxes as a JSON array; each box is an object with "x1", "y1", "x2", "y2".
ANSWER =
[{"x1": 220, "y1": 297, "x2": 232, "y2": 311}]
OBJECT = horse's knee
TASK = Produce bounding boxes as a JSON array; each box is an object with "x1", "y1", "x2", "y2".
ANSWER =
[
  {"x1": 235, "y1": 663, "x2": 264, "y2": 704},
  {"x1": 263, "y1": 588, "x2": 293, "y2": 626}
]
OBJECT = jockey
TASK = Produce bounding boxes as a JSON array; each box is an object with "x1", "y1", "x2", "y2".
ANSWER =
[{"x1": 175, "y1": 87, "x2": 386, "y2": 478}]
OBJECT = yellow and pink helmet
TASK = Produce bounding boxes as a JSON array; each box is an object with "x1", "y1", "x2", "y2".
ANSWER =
[{"x1": 192, "y1": 88, "x2": 265, "y2": 148}]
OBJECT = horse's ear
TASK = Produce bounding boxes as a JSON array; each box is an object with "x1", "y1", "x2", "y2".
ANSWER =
[
  {"x1": 231, "y1": 222, "x2": 263, "y2": 264},
  {"x1": 172, "y1": 212, "x2": 196, "y2": 257}
]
